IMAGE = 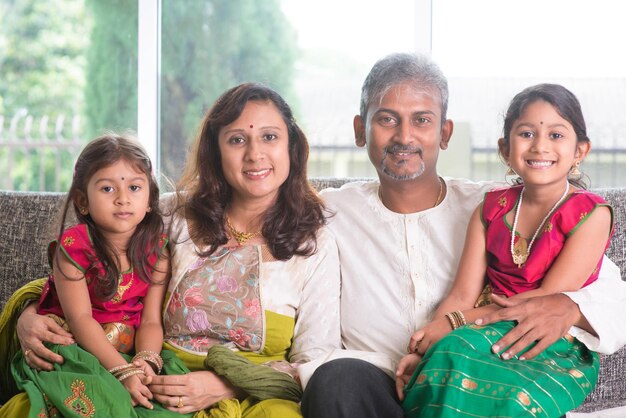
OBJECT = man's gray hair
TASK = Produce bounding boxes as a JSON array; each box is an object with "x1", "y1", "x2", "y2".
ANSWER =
[{"x1": 359, "y1": 52, "x2": 449, "y2": 123}]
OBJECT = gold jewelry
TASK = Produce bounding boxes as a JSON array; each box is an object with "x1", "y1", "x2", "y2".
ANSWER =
[
  {"x1": 23, "y1": 349, "x2": 32, "y2": 357},
  {"x1": 108, "y1": 363, "x2": 134, "y2": 374},
  {"x1": 453, "y1": 310, "x2": 466, "y2": 327},
  {"x1": 378, "y1": 177, "x2": 444, "y2": 208},
  {"x1": 506, "y1": 166, "x2": 516, "y2": 176},
  {"x1": 445, "y1": 312, "x2": 459, "y2": 330},
  {"x1": 569, "y1": 161, "x2": 582, "y2": 177},
  {"x1": 510, "y1": 182, "x2": 570, "y2": 268},
  {"x1": 433, "y1": 177, "x2": 444, "y2": 207},
  {"x1": 79, "y1": 207, "x2": 88, "y2": 215},
  {"x1": 116, "y1": 368, "x2": 145, "y2": 382},
  {"x1": 177, "y1": 396, "x2": 184, "y2": 408},
  {"x1": 445, "y1": 311, "x2": 466, "y2": 330},
  {"x1": 225, "y1": 216, "x2": 260, "y2": 245},
  {"x1": 133, "y1": 350, "x2": 163, "y2": 374},
  {"x1": 108, "y1": 363, "x2": 145, "y2": 382}
]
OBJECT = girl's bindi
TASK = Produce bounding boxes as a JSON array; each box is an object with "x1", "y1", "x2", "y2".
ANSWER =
[
  {"x1": 249, "y1": 124, "x2": 254, "y2": 128},
  {"x1": 540, "y1": 121, "x2": 544, "y2": 125}
]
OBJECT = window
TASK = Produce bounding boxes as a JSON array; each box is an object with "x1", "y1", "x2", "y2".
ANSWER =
[
  {"x1": 0, "y1": 0, "x2": 138, "y2": 191},
  {"x1": 1, "y1": 0, "x2": 624, "y2": 191},
  {"x1": 433, "y1": 0, "x2": 626, "y2": 187}
]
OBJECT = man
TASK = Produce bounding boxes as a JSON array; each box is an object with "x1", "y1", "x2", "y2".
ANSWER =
[{"x1": 301, "y1": 52, "x2": 626, "y2": 417}]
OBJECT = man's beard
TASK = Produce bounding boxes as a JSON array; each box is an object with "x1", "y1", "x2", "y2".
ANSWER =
[{"x1": 380, "y1": 145, "x2": 425, "y2": 181}]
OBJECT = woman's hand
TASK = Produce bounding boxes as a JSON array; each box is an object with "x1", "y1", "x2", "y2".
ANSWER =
[
  {"x1": 395, "y1": 353, "x2": 421, "y2": 401},
  {"x1": 475, "y1": 293, "x2": 580, "y2": 360},
  {"x1": 146, "y1": 370, "x2": 237, "y2": 413},
  {"x1": 407, "y1": 316, "x2": 452, "y2": 356},
  {"x1": 17, "y1": 305, "x2": 74, "y2": 371}
]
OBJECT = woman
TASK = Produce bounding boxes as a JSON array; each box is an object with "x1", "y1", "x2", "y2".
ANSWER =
[{"x1": 1, "y1": 83, "x2": 341, "y2": 417}]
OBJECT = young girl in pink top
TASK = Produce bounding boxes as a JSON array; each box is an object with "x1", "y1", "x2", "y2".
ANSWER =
[
  {"x1": 398, "y1": 84, "x2": 614, "y2": 417},
  {"x1": 12, "y1": 134, "x2": 178, "y2": 416}
]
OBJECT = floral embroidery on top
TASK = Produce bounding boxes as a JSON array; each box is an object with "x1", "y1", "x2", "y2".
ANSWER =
[
  {"x1": 544, "y1": 222, "x2": 553, "y2": 233},
  {"x1": 63, "y1": 236, "x2": 75, "y2": 247},
  {"x1": 164, "y1": 245, "x2": 264, "y2": 353},
  {"x1": 498, "y1": 197, "x2": 507, "y2": 207},
  {"x1": 579, "y1": 211, "x2": 588, "y2": 220}
]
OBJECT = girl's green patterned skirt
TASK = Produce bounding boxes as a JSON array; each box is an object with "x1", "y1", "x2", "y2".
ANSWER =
[{"x1": 403, "y1": 321, "x2": 598, "y2": 418}]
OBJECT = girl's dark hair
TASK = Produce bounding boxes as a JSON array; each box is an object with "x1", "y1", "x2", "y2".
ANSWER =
[
  {"x1": 500, "y1": 83, "x2": 590, "y2": 188},
  {"x1": 56, "y1": 133, "x2": 164, "y2": 300},
  {"x1": 176, "y1": 82, "x2": 326, "y2": 260}
]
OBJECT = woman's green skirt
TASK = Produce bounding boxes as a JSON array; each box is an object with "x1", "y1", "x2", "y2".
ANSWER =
[{"x1": 403, "y1": 321, "x2": 599, "y2": 418}]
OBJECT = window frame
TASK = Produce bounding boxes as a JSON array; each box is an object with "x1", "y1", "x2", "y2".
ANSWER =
[{"x1": 136, "y1": 0, "x2": 433, "y2": 177}]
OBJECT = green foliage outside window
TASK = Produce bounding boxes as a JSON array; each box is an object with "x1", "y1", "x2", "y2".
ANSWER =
[
  {"x1": 0, "y1": 0, "x2": 296, "y2": 190},
  {"x1": 160, "y1": 0, "x2": 297, "y2": 179}
]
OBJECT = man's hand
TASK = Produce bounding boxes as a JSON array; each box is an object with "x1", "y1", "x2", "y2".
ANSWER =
[
  {"x1": 395, "y1": 353, "x2": 421, "y2": 401},
  {"x1": 475, "y1": 293, "x2": 580, "y2": 360}
]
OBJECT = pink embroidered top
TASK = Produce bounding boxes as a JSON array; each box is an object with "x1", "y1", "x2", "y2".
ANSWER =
[
  {"x1": 38, "y1": 224, "x2": 168, "y2": 328},
  {"x1": 481, "y1": 185, "x2": 614, "y2": 297}
]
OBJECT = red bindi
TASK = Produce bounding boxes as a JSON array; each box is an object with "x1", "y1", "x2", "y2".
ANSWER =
[{"x1": 249, "y1": 124, "x2": 254, "y2": 128}]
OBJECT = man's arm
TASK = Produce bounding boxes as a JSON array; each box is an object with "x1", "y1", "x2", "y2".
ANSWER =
[
  {"x1": 476, "y1": 255, "x2": 625, "y2": 359},
  {"x1": 563, "y1": 256, "x2": 626, "y2": 354}
]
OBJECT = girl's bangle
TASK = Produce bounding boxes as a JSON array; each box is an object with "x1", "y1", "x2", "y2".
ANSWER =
[
  {"x1": 116, "y1": 368, "x2": 145, "y2": 382},
  {"x1": 445, "y1": 311, "x2": 466, "y2": 330},
  {"x1": 108, "y1": 363, "x2": 133, "y2": 375},
  {"x1": 133, "y1": 350, "x2": 163, "y2": 374}
]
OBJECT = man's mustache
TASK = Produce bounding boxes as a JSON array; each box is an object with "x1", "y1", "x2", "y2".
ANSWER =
[{"x1": 383, "y1": 145, "x2": 423, "y2": 157}]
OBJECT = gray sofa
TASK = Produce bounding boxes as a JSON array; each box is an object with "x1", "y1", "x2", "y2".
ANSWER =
[{"x1": 1, "y1": 179, "x2": 625, "y2": 413}]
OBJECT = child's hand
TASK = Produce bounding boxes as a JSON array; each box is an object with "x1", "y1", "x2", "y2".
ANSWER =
[
  {"x1": 395, "y1": 353, "x2": 421, "y2": 400},
  {"x1": 123, "y1": 373, "x2": 154, "y2": 409},
  {"x1": 133, "y1": 357, "x2": 157, "y2": 377},
  {"x1": 407, "y1": 316, "x2": 453, "y2": 356}
]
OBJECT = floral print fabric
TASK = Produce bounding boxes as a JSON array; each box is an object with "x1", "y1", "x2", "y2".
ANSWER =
[{"x1": 164, "y1": 245, "x2": 265, "y2": 354}]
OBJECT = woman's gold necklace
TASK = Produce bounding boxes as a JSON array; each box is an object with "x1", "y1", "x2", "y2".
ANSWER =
[
  {"x1": 510, "y1": 182, "x2": 570, "y2": 268},
  {"x1": 225, "y1": 216, "x2": 261, "y2": 245}
]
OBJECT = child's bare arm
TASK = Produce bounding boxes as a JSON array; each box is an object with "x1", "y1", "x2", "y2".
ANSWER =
[
  {"x1": 434, "y1": 206, "x2": 489, "y2": 316},
  {"x1": 54, "y1": 254, "x2": 155, "y2": 409},
  {"x1": 134, "y1": 248, "x2": 169, "y2": 374},
  {"x1": 53, "y1": 255, "x2": 128, "y2": 370}
]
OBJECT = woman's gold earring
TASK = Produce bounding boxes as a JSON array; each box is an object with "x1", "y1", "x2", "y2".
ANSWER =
[
  {"x1": 570, "y1": 161, "x2": 582, "y2": 178},
  {"x1": 146, "y1": 206, "x2": 152, "y2": 213},
  {"x1": 79, "y1": 207, "x2": 88, "y2": 215}
]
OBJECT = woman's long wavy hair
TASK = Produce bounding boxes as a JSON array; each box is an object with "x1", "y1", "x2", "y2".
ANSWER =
[
  {"x1": 55, "y1": 133, "x2": 164, "y2": 300},
  {"x1": 176, "y1": 82, "x2": 326, "y2": 260}
]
